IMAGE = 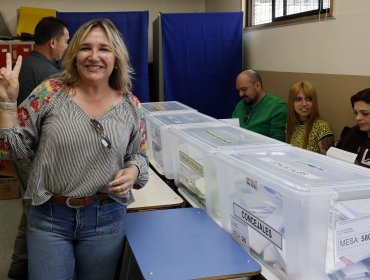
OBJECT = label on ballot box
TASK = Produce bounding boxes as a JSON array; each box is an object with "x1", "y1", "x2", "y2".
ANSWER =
[
  {"x1": 325, "y1": 212, "x2": 370, "y2": 279},
  {"x1": 336, "y1": 215, "x2": 370, "y2": 264},
  {"x1": 325, "y1": 199, "x2": 370, "y2": 279},
  {"x1": 231, "y1": 215, "x2": 249, "y2": 248},
  {"x1": 233, "y1": 203, "x2": 283, "y2": 250},
  {"x1": 178, "y1": 150, "x2": 205, "y2": 199}
]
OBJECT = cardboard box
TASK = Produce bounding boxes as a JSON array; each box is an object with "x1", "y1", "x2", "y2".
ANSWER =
[{"x1": 0, "y1": 160, "x2": 20, "y2": 199}]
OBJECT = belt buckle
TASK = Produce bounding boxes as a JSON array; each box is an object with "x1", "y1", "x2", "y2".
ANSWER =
[{"x1": 66, "y1": 197, "x2": 83, "y2": 208}]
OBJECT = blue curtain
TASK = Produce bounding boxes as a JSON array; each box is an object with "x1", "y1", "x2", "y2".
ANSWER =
[
  {"x1": 161, "y1": 12, "x2": 243, "y2": 118},
  {"x1": 56, "y1": 11, "x2": 149, "y2": 102}
]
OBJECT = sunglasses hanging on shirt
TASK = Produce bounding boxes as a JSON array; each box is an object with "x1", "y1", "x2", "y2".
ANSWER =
[{"x1": 90, "y1": 119, "x2": 112, "y2": 150}]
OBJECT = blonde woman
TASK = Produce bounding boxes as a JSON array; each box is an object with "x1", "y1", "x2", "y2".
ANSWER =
[
  {"x1": 0, "y1": 19, "x2": 148, "y2": 280},
  {"x1": 286, "y1": 81, "x2": 334, "y2": 154}
]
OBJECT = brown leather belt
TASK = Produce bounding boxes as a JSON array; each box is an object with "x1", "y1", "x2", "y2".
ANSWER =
[{"x1": 50, "y1": 193, "x2": 110, "y2": 208}]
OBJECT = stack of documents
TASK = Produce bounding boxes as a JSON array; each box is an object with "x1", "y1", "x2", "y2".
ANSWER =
[{"x1": 326, "y1": 147, "x2": 357, "y2": 164}]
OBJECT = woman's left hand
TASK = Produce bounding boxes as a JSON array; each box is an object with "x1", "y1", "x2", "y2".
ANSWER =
[{"x1": 109, "y1": 165, "x2": 139, "y2": 196}]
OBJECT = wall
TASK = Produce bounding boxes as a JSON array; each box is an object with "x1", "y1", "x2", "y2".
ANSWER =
[
  {"x1": 244, "y1": 0, "x2": 370, "y2": 139},
  {"x1": 205, "y1": 0, "x2": 241, "y2": 12},
  {"x1": 0, "y1": 0, "x2": 206, "y2": 62}
]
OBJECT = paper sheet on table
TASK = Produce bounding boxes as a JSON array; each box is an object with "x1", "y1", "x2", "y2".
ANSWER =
[
  {"x1": 219, "y1": 118, "x2": 240, "y2": 127},
  {"x1": 16, "y1": 6, "x2": 56, "y2": 36},
  {"x1": 326, "y1": 147, "x2": 357, "y2": 164}
]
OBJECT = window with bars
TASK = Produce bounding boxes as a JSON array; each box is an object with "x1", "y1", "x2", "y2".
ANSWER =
[{"x1": 246, "y1": 0, "x2": 332, "y2": 27}]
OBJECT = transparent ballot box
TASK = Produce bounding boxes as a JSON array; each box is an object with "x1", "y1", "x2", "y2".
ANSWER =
[
  {"x1": 141, "y1": 101, "x2": 196, "y2": 115},
  {"x1": 168, "y1": 123, "x2": 285, "y2": 217},
  {"x1": 211, "y1": 145, "x2": 370, "y2": 280},
  {"x1": 144, "y1": 110, "x2": 219, "y2": 178}
]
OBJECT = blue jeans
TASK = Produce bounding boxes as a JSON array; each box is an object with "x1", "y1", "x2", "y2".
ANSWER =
[{"x1": 27, "y1": 198, "x2": 126, "y2": 280}]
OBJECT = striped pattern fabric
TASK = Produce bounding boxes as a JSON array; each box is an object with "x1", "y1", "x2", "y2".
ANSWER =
[{"x1": 0, "y1": 79, "x2": 149, "y2": 205}]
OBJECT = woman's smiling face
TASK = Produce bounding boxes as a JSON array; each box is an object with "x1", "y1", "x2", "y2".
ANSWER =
[
  {"x1": 293, "y1": 90, "x2": 313, "y2": 122},
  {"x1": 76, "y1": 27, "x2": 116, "y2": 85}
]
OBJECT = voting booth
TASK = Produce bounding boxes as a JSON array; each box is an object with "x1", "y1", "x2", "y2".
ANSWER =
[
  {"x1": 211, "y1": 145, "x2": 370, "y2": 280},
  {"x1": 168, "y1": 123, "x2": 285, "y2": 218},
  {"x1": 144, "y1": 110, "x2": 219, "y2": 179}
]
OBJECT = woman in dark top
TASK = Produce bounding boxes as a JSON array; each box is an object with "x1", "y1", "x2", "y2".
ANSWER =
[{"x1": 337, "y1": 88, "x2": 370, "y2": 168}]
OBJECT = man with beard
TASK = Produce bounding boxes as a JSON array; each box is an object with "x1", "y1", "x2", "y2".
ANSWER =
[{"x1": 232, "y1": 70, "x2": 287, "y2": 141}]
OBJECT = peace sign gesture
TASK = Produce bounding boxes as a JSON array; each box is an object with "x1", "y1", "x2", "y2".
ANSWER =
[{"x1": 0, "y1": 53, "x2": 22, "y2": 103}]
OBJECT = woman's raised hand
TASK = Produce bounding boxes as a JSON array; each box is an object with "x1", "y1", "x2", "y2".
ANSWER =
[{"x1": 0, "y1": 53, "x2": 22, "y2": 103}]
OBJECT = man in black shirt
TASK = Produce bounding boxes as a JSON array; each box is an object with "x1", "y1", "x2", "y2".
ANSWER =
[{"x1": 17, "y1": 17, "x2": 69, "y2": 104}]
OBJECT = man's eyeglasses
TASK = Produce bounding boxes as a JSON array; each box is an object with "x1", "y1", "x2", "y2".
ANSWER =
[
  {"x1": 244, "y1": 110, "x2": 252, "y2": 124},
  {"x1": 90, "y1": 119, "x2": 112, "y2": 150}
]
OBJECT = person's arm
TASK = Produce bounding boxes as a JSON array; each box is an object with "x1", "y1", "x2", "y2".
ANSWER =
[
  {"x1": 269, "y1": 102, "x2": 288, "y2": 142},
  {"x1": 315, "y1": 121, "x2": 335, "y2": 155},
  {"x1": 1, "y1": 63, "x2": 56, "y2": 161},
  {"x1": 109, "y1": 94, "x2": 149, "y2": 196},
  {"x1": 125, "y1": 95, "x2": 149, "y2": 188},
  {"x1": 318, "y1": 134, "x2": 335, "y2": 155}
]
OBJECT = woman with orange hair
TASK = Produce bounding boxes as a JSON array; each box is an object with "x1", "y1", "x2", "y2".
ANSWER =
[{"x1": 286, "y1": 81, "x2": 334, "y2": 154}]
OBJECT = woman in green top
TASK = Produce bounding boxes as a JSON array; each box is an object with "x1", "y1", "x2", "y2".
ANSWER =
[{"x1": 286, "y1": 81, "x2": 334, "y2": 154}]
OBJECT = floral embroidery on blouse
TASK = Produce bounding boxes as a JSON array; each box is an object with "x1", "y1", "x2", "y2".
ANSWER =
[
  {"x1": 128, "y1": 94, "x2": 147, "y2": 150},
  {"x1": 17, "y1": 107, "x2": 29, "y2": 127},
  {"x1": 26, "y1": 80, "x2": 61, "y2": 113},
  {"x1": 0, "y1": 139, "x2": 11, "y2": 160},
  {"x1": 45, "y1": 79, "x2": 62, "y2": 93},
  {"x1": 1, "y1": 80, "x2": 63, "y2": 158}
]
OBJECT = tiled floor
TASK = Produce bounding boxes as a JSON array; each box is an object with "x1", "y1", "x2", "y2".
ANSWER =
[{"x1": 0, "y1": 198, "x2": 22, "y2": 280}]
